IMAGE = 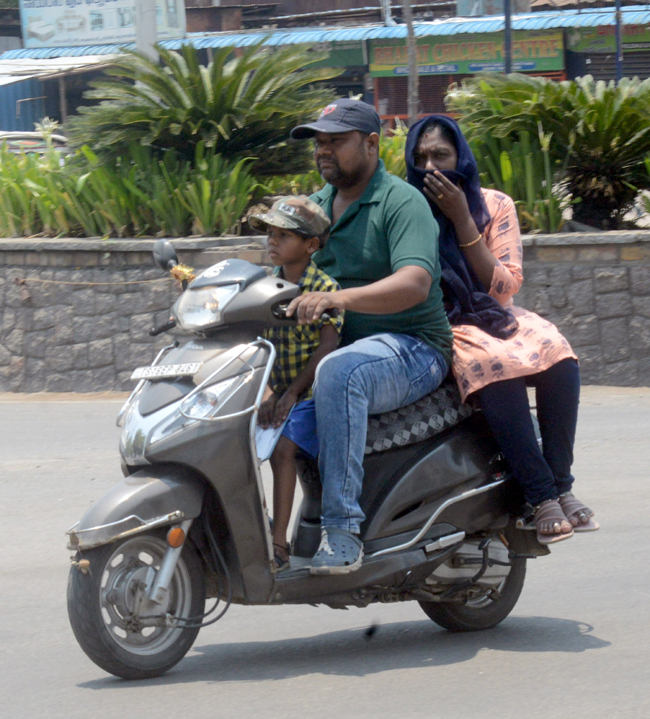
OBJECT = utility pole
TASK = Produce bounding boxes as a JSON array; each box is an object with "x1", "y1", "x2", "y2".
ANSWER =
[
  {"x1": 402, "y1": 0, "x2": 419, "y2": 126},
  {"x1": 615, "y1": 0, "x2": 624, "y2": 83},
  {"x1": 136, "y1": 0, "x2": 158, "y2": 61},
  {"x1": 381, "y1": 0, "x2": 397, "y2": 26},
  {"x1": 503, "y1": 0, "x2": 512, "y2": 74}
]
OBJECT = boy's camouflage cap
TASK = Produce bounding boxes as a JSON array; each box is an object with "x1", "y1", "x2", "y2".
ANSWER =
[{"x1": 249, "y1": 196, "x2": 331, "y2": 238}]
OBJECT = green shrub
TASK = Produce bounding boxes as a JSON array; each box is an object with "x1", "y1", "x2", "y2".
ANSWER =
[
  {"x1": 447, "y1": 73, "x2": 650, "y2": 229},
  {"x1": 0, "y1": 141, "x2": 257, "y2": 238},
  {"x1": 67, "y1": 43, "x2": 339, "y2": 177},
  {"x1": 467, "y1": 129, "x2": 567, "y2": 233}
]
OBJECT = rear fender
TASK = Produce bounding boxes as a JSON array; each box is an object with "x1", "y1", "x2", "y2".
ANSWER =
[{"x1": 67, "y1": 465, "x2": 204, "y2": 550}]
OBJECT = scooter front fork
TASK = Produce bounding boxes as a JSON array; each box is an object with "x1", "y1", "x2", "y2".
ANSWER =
[{"x1": 147, "y1": 519, "x2": 194, "y2": 605}]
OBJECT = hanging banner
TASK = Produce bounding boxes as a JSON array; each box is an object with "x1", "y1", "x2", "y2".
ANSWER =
[
  {"x1": 19, "y1": 0, "x2": 186, "y2": 49},
  {"x1": 370, "y1": 30, "x2": 563, "y2": 76},
  {"x1": 566, "y1": 24, "x2": 650, "y2": 53}
]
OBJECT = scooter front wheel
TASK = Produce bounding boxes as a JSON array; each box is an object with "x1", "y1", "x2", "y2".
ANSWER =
[{"x1": 67, "y1": 532, "x2": 205, "y2": 679}]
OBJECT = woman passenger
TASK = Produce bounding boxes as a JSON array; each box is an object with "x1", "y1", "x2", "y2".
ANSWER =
[{"x1": 405, "y1": 114, "x2": 599, "y2": 544}]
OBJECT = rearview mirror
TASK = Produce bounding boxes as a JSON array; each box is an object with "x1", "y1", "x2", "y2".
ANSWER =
[{"x1": 152, "y1": 240, "x2": 178, "y2": 271}]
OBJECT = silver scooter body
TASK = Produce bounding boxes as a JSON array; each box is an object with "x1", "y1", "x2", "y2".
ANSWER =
[{"x1": 67, "y1": 242, "x2": 547, "y2": 680}]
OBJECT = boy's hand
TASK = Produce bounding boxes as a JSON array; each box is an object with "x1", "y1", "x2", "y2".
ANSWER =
[
  {"x1": 272, "y1": 389, "x2": 298, "y2": 428},
  {"x1": 258, "y1": 393, "x2": 278, "y2": 429}
]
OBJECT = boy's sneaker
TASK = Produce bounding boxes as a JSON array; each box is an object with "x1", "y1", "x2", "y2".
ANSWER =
[{"x1": 310, "y1": 529, "x2": 363, "y2": 575}]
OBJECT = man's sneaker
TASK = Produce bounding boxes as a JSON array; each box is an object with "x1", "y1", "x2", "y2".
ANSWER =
[{"x1": 310, "y1": 529, "x2": 363, "y2": 575}]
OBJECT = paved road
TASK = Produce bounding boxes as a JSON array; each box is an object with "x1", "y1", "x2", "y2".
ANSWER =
[{"x1": 1, "y1": 388, "x2": 649, "y2": 719}]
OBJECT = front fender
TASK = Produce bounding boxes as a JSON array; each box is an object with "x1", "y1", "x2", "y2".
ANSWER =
[{"x1": 67, "y1": 465, "x2": 204, "y2": 550}]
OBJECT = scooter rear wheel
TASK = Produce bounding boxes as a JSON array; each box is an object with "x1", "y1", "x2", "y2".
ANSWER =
[
  {"x1": 419, "y1": 539, "x2": 526, "y2": 632},
  {"x1": 67, "y1": 532, "x2": 205, "y2": 679}
]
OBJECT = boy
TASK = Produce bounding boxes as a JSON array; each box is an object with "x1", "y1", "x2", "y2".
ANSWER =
[{"x1": 249, "y1": 196, "x2": 344, "y2": 571}]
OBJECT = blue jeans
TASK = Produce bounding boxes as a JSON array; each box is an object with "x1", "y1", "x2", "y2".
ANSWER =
[{"x1": 313, "y1": 333, "x2": 449, "y2": 533}]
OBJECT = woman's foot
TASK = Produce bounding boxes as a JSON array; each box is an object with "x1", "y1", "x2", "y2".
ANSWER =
[
  {"x1": 558, "y1": 493, "x2": 600, "y2": 532},
  {"x1": 273, "y1": 542, "x2": 290, "y2": 572},
  {"x1": 533, "y1": 498, "x2": 574, "y2": 545}
]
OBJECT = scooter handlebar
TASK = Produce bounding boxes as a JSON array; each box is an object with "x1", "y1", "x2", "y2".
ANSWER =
[{"x1": 149, "y1": 318, "x2": 176, "y2": 336}]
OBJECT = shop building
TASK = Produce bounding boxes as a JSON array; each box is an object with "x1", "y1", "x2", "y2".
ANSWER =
[{"x1": 1, "y1": 5, "x2": 650, "y2": 131}]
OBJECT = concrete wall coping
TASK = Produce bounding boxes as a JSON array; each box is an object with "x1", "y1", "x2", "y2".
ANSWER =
[
  {"x1": 1, "y1": 231, "x2": 650, "y2": 252},
  {"x1": 523, "y1": 231, "x2": 650, "y2": 246},
  {"x1": 0, "y1": 237, "x2": 265, "y2": 252}
]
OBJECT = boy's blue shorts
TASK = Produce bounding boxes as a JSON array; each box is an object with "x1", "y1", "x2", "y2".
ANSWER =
[{"x1": 281, "y1": 399, "x2": 318, "y2": 459}]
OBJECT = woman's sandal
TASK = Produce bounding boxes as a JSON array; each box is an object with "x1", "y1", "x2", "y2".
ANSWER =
[
  {"x1": 273, "y1": 542, "x2": 290, "y2": 572},
  {"x1": 533, "y1": 498, "x2": 574, "y2": 545},
  {"x1": 558, "y1": 493, "x2": 600, "y2": 532}
]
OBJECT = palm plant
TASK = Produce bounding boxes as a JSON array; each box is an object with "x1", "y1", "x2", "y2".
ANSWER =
[
  {"x1": 67, "y1": 43, "x2": 339, "y2": 176},
  {"x1": 447, "y1": 74, "x2": 650, "y2": 228}
]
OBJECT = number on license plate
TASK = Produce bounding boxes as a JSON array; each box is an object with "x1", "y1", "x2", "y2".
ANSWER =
[{"x1": 131, "y1": 362, "x2": 203, "y2": 381}]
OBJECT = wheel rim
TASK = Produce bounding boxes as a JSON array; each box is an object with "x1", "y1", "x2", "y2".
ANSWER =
[{"x1": 99, "y1": 536, "x2": 194, "y2": 656}]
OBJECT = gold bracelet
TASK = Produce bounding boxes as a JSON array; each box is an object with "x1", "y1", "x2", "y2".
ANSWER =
[{"x1": 459, "y1": 234, "x2": 482, "y2": 249}]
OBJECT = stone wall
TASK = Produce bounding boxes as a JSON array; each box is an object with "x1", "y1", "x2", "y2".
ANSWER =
[
  {"x1": 516, "y1": 231, "x2": 650, "y2": 387},
  {"x1": 1, "y1": 231, "x2": 649, "y2": 392},
  {"x1": 0, "y1": 237, "x2": 267, "y2": 392}
]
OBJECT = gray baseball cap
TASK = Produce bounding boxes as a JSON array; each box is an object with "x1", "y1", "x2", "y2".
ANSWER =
[
  {"x1": 249, "y1": 196, "x2": 331, "y2": 238},
  {"x1": 291, "y1": 98, "x2": 381, "y2": 140}
]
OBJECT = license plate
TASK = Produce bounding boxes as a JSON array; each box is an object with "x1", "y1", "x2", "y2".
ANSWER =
[{"x1": 131, "y1": 362, "x2": 203, "y2": 381}]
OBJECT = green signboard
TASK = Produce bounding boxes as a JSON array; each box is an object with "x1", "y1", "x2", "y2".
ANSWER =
[
  {"x1": 566, "y1": 24, "x2": 650, "y2": 54},
  {"x1": 308, "y1": 41, "x2": 365, "y2": 68},
  {"x1": 369, "y1": 30, "x2": 564, "y2": 76}
]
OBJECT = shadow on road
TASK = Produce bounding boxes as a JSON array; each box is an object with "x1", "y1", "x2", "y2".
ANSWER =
[{"x1": 78, "y1": 615, "x2": 610, "y2": 688}]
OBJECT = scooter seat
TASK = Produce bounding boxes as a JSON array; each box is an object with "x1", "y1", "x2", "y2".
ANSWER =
[{"x1": 364, "y1": 378, "x2": 473, "y2": 455}]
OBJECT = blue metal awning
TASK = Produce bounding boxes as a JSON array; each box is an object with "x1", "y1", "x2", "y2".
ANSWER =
[{"x1": 3, "y1": 5, "x2": 650, "y2": 60}]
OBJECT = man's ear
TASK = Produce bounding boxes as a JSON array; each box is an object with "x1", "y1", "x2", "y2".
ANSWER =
[{"x1": 367, "y1": 132, "x2": 380, "y2": 155}]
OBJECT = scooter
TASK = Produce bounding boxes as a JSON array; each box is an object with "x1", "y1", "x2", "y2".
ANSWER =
[{"x1": 66, "y1": 240, "x2": 549, "y2": 680}]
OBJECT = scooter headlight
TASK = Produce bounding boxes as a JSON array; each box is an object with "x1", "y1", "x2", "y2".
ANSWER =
[
  {"x1": 172, "y1": 284, "x2": 239, "y2": 332},
  {"x1": 180, "y1": 377, "x2": 239, "y2": 420}
]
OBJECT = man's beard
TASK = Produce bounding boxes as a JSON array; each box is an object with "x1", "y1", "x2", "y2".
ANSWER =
[{"x1": 317, "y1": 158, "x2": 362, "y2": 189}]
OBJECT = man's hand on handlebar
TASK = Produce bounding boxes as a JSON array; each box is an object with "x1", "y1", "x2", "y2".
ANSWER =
[{"x1": 286, "y1": 291, "x2": 346, "y2": 324}]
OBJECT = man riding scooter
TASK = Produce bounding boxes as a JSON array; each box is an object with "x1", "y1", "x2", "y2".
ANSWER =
[{"x1": 286, "y1": 99, "x2": 454, "y2": 574}]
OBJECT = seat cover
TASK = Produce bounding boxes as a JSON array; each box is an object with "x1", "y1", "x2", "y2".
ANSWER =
[{"x1": 365, "y1": 379, "x2": 473, "y2": 455}]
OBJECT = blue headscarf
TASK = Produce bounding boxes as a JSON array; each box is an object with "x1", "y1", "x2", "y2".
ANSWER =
[{"x1": 406, "y1": 115, "x2": 517, "y2": 339}]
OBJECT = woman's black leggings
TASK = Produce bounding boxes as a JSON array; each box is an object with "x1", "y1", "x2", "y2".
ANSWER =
[{"x1": 475, "y1": 358, "x2": 580, "y2": 507}]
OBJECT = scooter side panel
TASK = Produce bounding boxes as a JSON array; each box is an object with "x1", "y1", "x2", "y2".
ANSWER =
[{"x1": 360, "y1": 414, "x2": 504, "y2": 541}]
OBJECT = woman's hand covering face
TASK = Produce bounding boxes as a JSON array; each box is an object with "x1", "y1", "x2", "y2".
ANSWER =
[{"x1": 422, "y1": 170, "x2": 472, "y2": 227}]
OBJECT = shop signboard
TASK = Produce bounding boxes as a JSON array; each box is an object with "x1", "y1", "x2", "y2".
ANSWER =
[
  {"x1": 369, "y1": 30, "x2": 563, "y2": 76},
  {"x1": 566, "y1": 24, "x2": 650, "y2": 54},
  {"x1": 308, "y1": 41, "x2": 365, "y2": 68},
  {"x1": 19, "y1": 0, "x2": 186, "y2": 49}
]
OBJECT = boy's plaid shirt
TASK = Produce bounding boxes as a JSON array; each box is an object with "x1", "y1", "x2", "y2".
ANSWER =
[{"x1": 263, "y1": 261, "x2": 344, "y2": 400}]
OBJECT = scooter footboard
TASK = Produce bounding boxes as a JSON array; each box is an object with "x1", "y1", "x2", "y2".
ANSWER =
[{"x1": 67, "y1": 465, "x2": 205, "y2": 550}]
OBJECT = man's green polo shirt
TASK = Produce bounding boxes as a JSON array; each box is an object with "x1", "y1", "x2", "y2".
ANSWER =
[{"x1": 311, "y1": 160, "x2": 453, "y2": 366}]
